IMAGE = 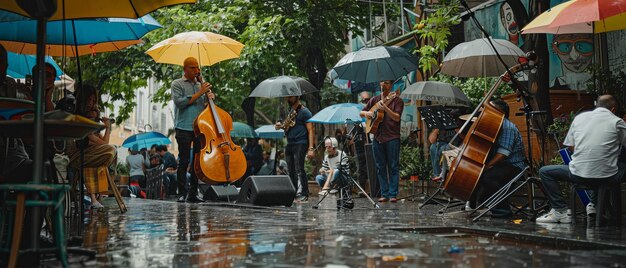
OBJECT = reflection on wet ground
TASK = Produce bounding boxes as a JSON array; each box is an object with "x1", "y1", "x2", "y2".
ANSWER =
[{"x1": 61, "y1": 195, "x2": 626, "y2": 267}]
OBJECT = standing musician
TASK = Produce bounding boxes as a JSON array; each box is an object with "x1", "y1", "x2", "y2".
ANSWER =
[
  {"x1": 274, "y1": 96, "x2": 315, "y2": 203},
  {"x1": 171, "y1": 57, "x2": 215, "y2": 203},
  {"x1": 359, "y1": 80, "x2": 404, "y2": 203},
  {"x1": 471, "y1": 99, "x2": 527, "y2": 217}
]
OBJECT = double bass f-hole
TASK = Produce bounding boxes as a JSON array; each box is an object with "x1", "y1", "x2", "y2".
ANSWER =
[{"x1": 193, "y1": 78, "x2": 247, "y2": 184}]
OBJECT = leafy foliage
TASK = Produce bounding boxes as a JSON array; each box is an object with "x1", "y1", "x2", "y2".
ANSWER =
[
  {"x1": 429, "y1": 74, "x2": 514, "y2": 107},
  {"x1": 586, "y1": 65, "x2": 626, "y2": 116},
  {"x1": 60, "y1": 0, "x2": 371, "y2": 126},
  {"x1": 414, "y1": 1, "x2": 461, "y2": 75},
  {"x1": 399, "y1": 145, "x2": 431, "y2": 180}
]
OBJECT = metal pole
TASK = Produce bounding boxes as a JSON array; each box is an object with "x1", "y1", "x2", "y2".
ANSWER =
[
  {"x1": 400, "y1": 0, "x2": 405, "y2": 34},
  {"x1": 383, "y1": 0, "x2": 389, "y2": 42}
]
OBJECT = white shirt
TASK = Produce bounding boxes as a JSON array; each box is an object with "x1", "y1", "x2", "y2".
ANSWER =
[{"x1": 564, "y1": 107, "x2": 626, "y2": 178}]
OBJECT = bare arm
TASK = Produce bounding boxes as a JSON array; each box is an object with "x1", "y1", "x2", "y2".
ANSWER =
[
  {"x1": 189, "y1": 82, "x2": 213, "y2": 105},
  {"x1": 306, "y1": 122, "x2": 315, "y2": 159},
  {"x1": 428, "y1": 129, "x2": 440, "y2": 144}
]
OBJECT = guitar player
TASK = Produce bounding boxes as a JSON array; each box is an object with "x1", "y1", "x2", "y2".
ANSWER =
[{"x1": 359, "y1": 80, "x2": 404, "y2": 203}]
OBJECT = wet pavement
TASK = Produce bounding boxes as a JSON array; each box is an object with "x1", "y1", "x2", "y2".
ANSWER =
[{"x1": 59, "y1": 193, "x2": 626, "y2": 267}]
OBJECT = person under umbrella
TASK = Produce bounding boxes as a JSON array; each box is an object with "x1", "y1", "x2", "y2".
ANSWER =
[
  {"x1": 171, "y1": 57, "x2": 215, "y2": 203},
  {"x1": 359, "y1": 80, "x2": 404, "y2": 203},
  {"x1": 274, "y1": 95, "x2": 316, "y2": 203}
]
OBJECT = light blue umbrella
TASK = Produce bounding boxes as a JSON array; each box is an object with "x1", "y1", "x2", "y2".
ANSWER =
[
  {"x1": 231, "y1": 122, "x2": 257, "y2": 138},
  {"x1": 122, "y1": 131, "x2": 171, "y2": 149},
  {"x1": 308, "y1": 103, "x2": 365, "y2": 124},
  {"x1": 0, "y1": 12, "x2": 161, "y2": 47},
  {"x1": 255, "y1": 125, "x2": 284, "y2": 140},
  {"x1": 7, "y1": 51, "x2": 62, "y2": 80}
]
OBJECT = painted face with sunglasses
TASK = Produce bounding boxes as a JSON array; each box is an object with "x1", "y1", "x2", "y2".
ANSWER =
[{"x1": 552, "y1": 34, "x2": 593, "y2": 73}]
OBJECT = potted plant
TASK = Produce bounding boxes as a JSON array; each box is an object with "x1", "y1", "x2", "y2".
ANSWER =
[{"x1": 399, "y1": 145, "x2": 432, "y2": 182}]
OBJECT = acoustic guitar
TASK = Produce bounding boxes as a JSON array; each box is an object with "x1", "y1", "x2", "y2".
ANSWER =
[{"x1": 365, "y1": 90, "x2": 398, "y2": 134}]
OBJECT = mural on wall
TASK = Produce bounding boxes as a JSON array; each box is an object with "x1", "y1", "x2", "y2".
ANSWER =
[
  {"x1": 463, "y1": 0, "x2": 527, "y2": 46},
  {"x1": 499, "y1": 2, "x2": 521, "y2": 46},
  {"x1": 548, "y1": 33, "x2": 593, "y2": 90}
]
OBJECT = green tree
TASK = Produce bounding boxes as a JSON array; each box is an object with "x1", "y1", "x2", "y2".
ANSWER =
[{"x1": 62, "y1": 0, "x2": 370, "y2": 132}]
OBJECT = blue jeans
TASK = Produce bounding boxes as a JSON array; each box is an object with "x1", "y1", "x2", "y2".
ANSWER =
[
  {"x1": 372, "y1": 138, "x2": 400, "y2": 198},
  {"x1": 430, "y1": 141, "x2": 448, "y2": 176},
  {"x1": 539, "y1": 165, "x2": 619, "y2": 210},
  {"x1": 315, "y1": 169, "x2": 341, "y2": 188},
  {"x1": 286, "y1": 143, "x2": 308, "y2": 196}
]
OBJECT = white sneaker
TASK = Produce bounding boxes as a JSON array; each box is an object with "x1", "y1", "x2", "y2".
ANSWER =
[
  {"x1": 586, "y1": 203, "x2": 596, "y2": 216},
  {"x1": 536, "y1": 208, "x2": 572, "y2": 223},
  {"x1": 464, "y1": 201, "x2": 473, "y2": 211},
  {"x1": 329, "y1": 189, "x2": 338, "y2": 194},
  {"x1": 318, "y1": 190, "x2": 328, "y2": 196}
]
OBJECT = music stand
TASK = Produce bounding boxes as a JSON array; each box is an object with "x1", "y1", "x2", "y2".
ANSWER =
[{"x1": 417, "y1": 105, "x2": 458, "y2": 131}]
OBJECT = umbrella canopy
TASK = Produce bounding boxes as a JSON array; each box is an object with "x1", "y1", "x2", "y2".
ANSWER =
[
  {"x1": 255, "y1": 125, "x2": 284, "y2": 139},
  {"x1": 146, "y1": 31, "x2": 244, "y2": 66},
  {"x1": 521, "y1": 0, "x2": 626, "y2": 34},
  {"x1": 0, "y1": 0, "x2": 196, "y2": 21},
  {"x1": 249, "y1": 76, "x2": 318, "y2": 98},
  {"x1": 332, "y1": 46, "x2": 419, "y2": 83},
  {"x1": 231, "y1": 122, "x2": 257, "y2": 138},
  {"x1": 328, "y1": 69, "x2": 379, "y2": 93},
  {"x1": 6, "y1": 51, "x2": 62, "y2": 79},
  {"x1": 122, "y1": 131, "x2": 171, "y2": 149},
  {"x1": 0, "y1": 13, "x2": 161, "y2": 56},
  {"x1": 441, "y1": 38, "x2": 525, "y2": 77},
  {"x1": 400, "y1": 81, "x2": 472, "y2": 107},
  {"x1": 308, "y1": 103, "x2": 365, "y2": 124}
]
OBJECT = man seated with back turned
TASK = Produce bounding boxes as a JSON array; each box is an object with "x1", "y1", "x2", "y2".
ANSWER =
[{"x1": 536, "y1": 95, "x2": 626, "y2": 224}]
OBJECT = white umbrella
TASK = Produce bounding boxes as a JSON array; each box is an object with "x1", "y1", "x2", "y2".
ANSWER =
[
  {"x1": 441, "y1": 38, "x2": 525, "y2": 77},
  {"x1": 400, "y1": 81, "x2": 471, "y2": 107}
]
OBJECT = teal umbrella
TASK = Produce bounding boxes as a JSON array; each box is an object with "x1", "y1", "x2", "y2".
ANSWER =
[
  {"x1": 231, "y1": 122, "x2": 257, "y2": 138},
  {"x1": 255, "y1": 125, "x2": 284, "y2": 139}
]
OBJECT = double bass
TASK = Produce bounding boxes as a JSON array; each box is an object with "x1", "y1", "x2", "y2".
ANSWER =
[
  {"x1": 444, "y1": 53, "x2": 537, "y2": 201},
  {"x1": 193, "y1": 76, "x2": 247, "y2": 184}
]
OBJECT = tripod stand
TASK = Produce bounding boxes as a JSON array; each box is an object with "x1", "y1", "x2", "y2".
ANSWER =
[{"x1": 312, "y1": 123, "x2": 380, "y2": 210}]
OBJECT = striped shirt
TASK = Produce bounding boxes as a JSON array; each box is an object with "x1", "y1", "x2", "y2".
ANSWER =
[
  {"x1": 495, "y1": 118, "x2": 527, "y2": 170},
  {"x1": 321, "y1": 150, "x2": 350, "y2": 173}
]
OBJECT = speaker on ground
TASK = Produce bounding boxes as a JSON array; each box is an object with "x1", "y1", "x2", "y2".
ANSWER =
[
  {"x1": 204, "y1": 184, "x2": 239, "y2": 202},
  {"x1": 237, "y1": 175, "x2": 295, "y2": 206}
]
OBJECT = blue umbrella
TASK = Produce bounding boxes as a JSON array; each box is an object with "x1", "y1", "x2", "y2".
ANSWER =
[
  {"x1": 308, "y1": 103, "x2": 365, "y2": 124},
  {"x1": 231, "y1": 122, "x2": 257, "y2": 138},
  {"x1": 255, "y1": 125, "x2": 285, "y2": 140},
  {"x1": 7, "y1": 51, "x2": 62, "y2": 80},
  {"x1": 0, "y1": 12, "x2": 162, "y2": 56},
  {"x1": 122, "y1": 131, "x2": 171, "y2": 149}
]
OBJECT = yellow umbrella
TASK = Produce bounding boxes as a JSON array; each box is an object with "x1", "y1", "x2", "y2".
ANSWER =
[
  {"x1": 522, "y1": 0, "x2": 626, "y2": 34},
  {"x1": 146, "y1": 31, "x2": 244, "y2": 66},
  {"x1": 0, "y1": 0, "x2": 196, "y2": 20}
]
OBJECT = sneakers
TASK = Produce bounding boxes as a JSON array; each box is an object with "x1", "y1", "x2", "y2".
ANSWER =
[
  {"x1": 91, "y1": 202, "x2": 104, "y2": 209},
  {"x1": 318, "y1": 190, "x2": 328, "y2": 196},
  {"x1": 464, "y1": 201, "x2": 473, "y2": 211},
  {"x1": 329, "y1": 189, "x2": 338, "y2": 194},
  {"x1": 586, "y1": 203, "x2": 596, "y2": 217},
  {"x1": 294, "y1": 195, "x2": 308, "y2": 203},
  {"x1": 536, "y1": 208, "x2": 572, "y2": 223}
]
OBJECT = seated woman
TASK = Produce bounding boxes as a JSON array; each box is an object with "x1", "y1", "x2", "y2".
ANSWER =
[
  {"x1": 66, "y1": 85, "x2": 115, "y2": 209},
  {"x1": 126, "y1": 145, "x2": 146, "y2": 192},
  {"x1": 315, "y1": 137, "x2": 350, "y2": 195}
]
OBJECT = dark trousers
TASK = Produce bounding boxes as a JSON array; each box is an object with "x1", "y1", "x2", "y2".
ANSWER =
[
  {"x1": 286, "y1": 143, "x2": 308, "y2": 196},
  {"x1": 175, "y1": 129, "x2": 199, "y2": 197},
  {"x1": 471, "y1": 162, "x2": 522, "y2": 210}
]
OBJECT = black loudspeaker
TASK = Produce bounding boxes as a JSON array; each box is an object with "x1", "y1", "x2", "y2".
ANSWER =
[
  {"x1": 237, "y1": 176, "x2": 296, "y2": 207},
  {"x1": 204, "y1": 185, "x2": 239, "y2": 202}
]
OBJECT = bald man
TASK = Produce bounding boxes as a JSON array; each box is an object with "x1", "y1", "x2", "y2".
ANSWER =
[
  {"x1": 171, "y1": 57, "x2": 214, "y2": 203},
  {"x1": 537, "y1": 95, "x2": 626, "y2": 224}
]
